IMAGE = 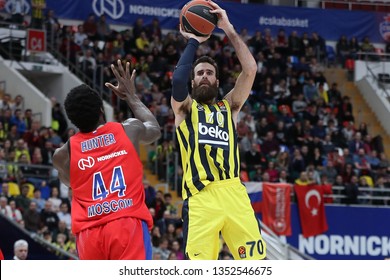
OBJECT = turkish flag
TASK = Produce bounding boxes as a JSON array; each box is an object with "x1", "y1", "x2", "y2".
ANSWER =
[
  {"x1": 294, "y1": 184, "x2": 328, "y2": 238},
  {"x1": 262, "y1": 183, "x2": 292, "y2": 236}
]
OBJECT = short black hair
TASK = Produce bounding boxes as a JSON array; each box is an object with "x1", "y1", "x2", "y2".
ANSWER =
[
  {"x1": 191, "y1": 56, "x2": 219, "y2": 80},
  {"x1": 64, "y1": 84, "x2": 103, "y2": 133}
]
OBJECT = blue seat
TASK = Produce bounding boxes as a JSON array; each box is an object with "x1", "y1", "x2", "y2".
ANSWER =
[{"x1": 326, "y1": 45, "x2": 336, "y2": 66}]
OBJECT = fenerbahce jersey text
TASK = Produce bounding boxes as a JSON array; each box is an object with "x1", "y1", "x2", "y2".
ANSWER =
[
  {"x1": 176, "y1": 99, "x2": 240, "y2": 200},
  {"x1": 69, "y1": 122, "x2": 153, "y2": 234}
]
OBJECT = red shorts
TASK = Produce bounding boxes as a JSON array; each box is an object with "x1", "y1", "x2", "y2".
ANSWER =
[{"x1": 75, "y1": 217, "x2": 152, "y2": 260}]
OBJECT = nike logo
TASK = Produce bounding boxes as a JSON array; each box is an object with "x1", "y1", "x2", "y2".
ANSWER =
[{"x1": 194, "y1": 253, "x2": 201, "y2": 256}]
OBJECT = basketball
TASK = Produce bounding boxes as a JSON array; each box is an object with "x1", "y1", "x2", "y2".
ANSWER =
[{"x1": 180, "y1": 0, "x2": 218, "y2": 37}]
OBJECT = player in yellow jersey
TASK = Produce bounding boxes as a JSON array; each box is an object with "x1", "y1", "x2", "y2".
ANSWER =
[{"x1": 171, "y1": 1, "x2": 266, "y2": 260}]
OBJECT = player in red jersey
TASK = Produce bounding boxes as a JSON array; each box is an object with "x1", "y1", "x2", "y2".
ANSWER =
[{"x1": 53, "y1": 60, "x2": 161, "y2": 260}]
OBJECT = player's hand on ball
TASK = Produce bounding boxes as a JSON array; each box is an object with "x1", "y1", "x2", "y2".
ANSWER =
[
  {"x1": 179, "y1": 24, "x2": 210, "y2": 44},
  {"x1": 208, "y1": 1, "x2": 230, "y2": 31},
  {"x1": 105, "y1": 59, "x2": 136, "y2": 100}
]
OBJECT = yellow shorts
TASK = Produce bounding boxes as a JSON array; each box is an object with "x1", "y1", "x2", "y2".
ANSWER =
[{"x1": 182, "y1": 178, "x2": 266, "y2": 260}]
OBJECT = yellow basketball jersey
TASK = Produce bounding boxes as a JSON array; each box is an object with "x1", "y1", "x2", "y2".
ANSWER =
[{"x1": 176, "y1": 99, "x2": 240, "y2": 200}]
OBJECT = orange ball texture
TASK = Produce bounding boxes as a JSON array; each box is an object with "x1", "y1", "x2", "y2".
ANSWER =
[{"x1": 180, "y1": 0, "x2": 218, "y2": 37}]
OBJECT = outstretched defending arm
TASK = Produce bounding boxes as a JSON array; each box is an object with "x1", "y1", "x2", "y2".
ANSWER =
[{"x1": 105, "y1": 60, "x2": 161, "y2": 149}]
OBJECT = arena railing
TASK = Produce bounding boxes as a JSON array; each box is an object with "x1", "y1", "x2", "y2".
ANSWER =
[{"x1": 0, "y1": 211, "x2": 79, "y2": 260}]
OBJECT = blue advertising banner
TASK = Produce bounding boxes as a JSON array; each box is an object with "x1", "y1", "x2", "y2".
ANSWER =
[
  {"x1": 3, "y1": 0, "x2": 389, "y2": 42},
  {"x1": 246, "y1": 183, "x2": 390, "y2": 260},
  {"x1": 286, "y1": 204, "x2": 390, "y2": 260}
]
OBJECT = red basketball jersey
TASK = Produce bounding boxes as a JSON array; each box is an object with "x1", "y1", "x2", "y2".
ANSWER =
[{"x1": 69, "y1": 122, "x2": 153, "y2": 234}]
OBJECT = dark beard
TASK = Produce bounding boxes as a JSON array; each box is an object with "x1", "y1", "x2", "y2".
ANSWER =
[{"x1": 192, "y1": 83, "x2": 218, "y2": 104}]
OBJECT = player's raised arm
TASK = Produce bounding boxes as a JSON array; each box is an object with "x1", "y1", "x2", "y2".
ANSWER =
[
  {"x1": 105, "y1": 60, "x2": 161, "y2": 148},
  {"x1": 171, "y1": 27, "x2": 209, "y2": 127},
  {"x1": 209, "y1": 2, "x2": 257, "y2": 123}
]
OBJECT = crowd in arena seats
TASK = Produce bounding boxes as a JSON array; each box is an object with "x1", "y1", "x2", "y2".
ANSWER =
[{"x1": 0, "y1": 7, "x2": 390, "y2": 259}]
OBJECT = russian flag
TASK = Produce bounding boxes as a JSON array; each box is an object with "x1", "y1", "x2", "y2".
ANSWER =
[{"x1": 244, "y1": 182, "x2": 263, "y2": 218}]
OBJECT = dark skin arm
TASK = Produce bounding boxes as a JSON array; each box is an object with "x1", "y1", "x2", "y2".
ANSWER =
[
  {"x1": 105, "y1": 60, "x2": 161, "y2": 152},
  {"x1": 53, "y1": 60, "x2": 161, "y2": 188}
]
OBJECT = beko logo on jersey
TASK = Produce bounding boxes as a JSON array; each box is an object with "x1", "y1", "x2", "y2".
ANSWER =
[{"x1": 198, "y1": 123, "x2": 228, "y2": 146}]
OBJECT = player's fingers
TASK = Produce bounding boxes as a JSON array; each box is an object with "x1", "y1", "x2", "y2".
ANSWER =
[
  {"x1": 110, "y1": 64, "x2": 121, "y2": 81},
  {"x1": 130, "y1": 69, "x2": 136, "y2": 82},
  {"x1": 104, "y1": 82, "x2": 116, "y2": 91},
  {"x1": 117, "y1": 59, "x2": 125, "y2": 76},
  {"x1": 125, "y1": 62, "x2": 131, "y2": 79},
  {"x1": 208, "y1": 1, "x2": 221, "y2": 10}
]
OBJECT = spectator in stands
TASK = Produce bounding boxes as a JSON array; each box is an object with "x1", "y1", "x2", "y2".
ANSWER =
[
  {"x1": 31, "y1": 188, "x2": 45, "y2": 212},
  {"x1": 307, "y1": 164, "x2": 321, "y2": 184},
  {"x1": 0, "y1": 148, "x2": 8, "y2": 180},
  {"x1": 348, "y1": 132, "x2": 365, "y2": 155},
  {"x1": 44, "y1": 9, "x2": 60, "y2": 46},
  {"x1": 10, "y1": 94, "x2": 23, "y2": 113},
  {"x1": 336, "y1": 35, "x2": 350, "y2": 67},
  {"x1": 149, "y1": 190, "x2": 166, "y2": 233},
  {"x1": 96, "y1": 14, "x2": 111, "y2": 41},
  {"x1": 146, "y1": 18, "x2": 162, "y2": 40},
  {"x1": 133, "y1": 17, "x2": 147, "y2": 39},
  {"x1": 373, "y1": 176, "x2": 389, "y2": 206},
  {"x1": 290, "y1": 148, "x2": 306, "y2": 180},
  {"x1": 327, "y1": 82, "x2": 342, "y2": 108},
  {"x1": 265, "y1": 161, "x2": 279, "y2": 182},
  {"x1": 163, "y1": 193, "x2": 180, "y2": 226},
  {"x1": 261, "y1": 131, "x2": 280, "y2": 159},
  {"x1": 83, "y1": 13, "x2": 97, "y2": 40},
  {"x1": 78, "y1": 49, "x2": 96, "y2": 80},
  {"x1": 9, "y1": 0, "x2": 27, "y2": 25},
  {"x1": 23, "y1": 201, "x2": 41, "y2": 233},
  {"x1": 0, "y1": 182, "x2": 11, "y2": 200},
  {"x1": 348, "y1": 36, "x2": 360, "y2": 60},
  {"x1": 57, "y1": 202, "x2": 71, "y2": 230},
  {"x1": 52, "y1": 232, "x2": 67, "y2": 257},
  {"x1": 8, "y1": 199, "x2": 23, "y2": 225},
  {"x1": 303, "y1": 78, "x2": 318, "y2": 103},
  {"x1": 40, "y1": 200, "x2": 59, "y2": 232},
  {"x1": 14, "y1": 139, "x2": 30, "y2": 163},
  {"x1": 13, "y1": 239, "x2": 28, "y2": 260},
  {"x1": 15, "y1": 184, "x2": 30, "y2": 213},
  {"x1": 51, "y1": 99, "x2": 68, "y2": 137},
  {"x1": 360, "y1": 36, "x2": 375, "y2": 54},
  {"x1": 288, "y1": 30, "x2": 302, "y2": 57},
  {"x1": 48, "y1": 186, "x2": 62, "y2": 213},
  {"x1": 356, "y1": 122, "x2": 368, "y2": 138},
  {"x1": 248, "y1": 30, "x2": 265, "y2": 55},
  {"x1": 276, "y1": 169, "x2": 290, "y2": 183},
  {"x1": 153, "y1": 237, "x2": 171, "y2": 260},
  {"x1": 10, "y1": 109, "x2": 26, "y2": 135},
  {"x1": 321, "y1": 160, "x2": 338, "y2": 184},
  {"x1": 0, "y1": 93, "x2": 13, "y2": 112},
  {"x1": 0, "y1": 196, "x2": 11, "y2": 216},
  {"x1": 52, "y1": 220, "x2": 69, "y2": 244},
  {"x1": 245, "y1": 142, "x2": 266, "y2": 177},
  {"x1": 353, "y1": 148, "x2": 371, "y2": 176},
  {"x1": 30, "y1": 0, "x2": 46, "y2": 29},
  {"x1": 135, "y1": 31, "x2": 150, "y2": 56},
  {"x1": 74, "y1": 25, "x2": 88, "y2": 47},
  {"x1": 170, "y1": 240, "x2": 185, "y2": 260},
  {"x1": 295, "y1": 171, "x2": 315, "y2": 186}
]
